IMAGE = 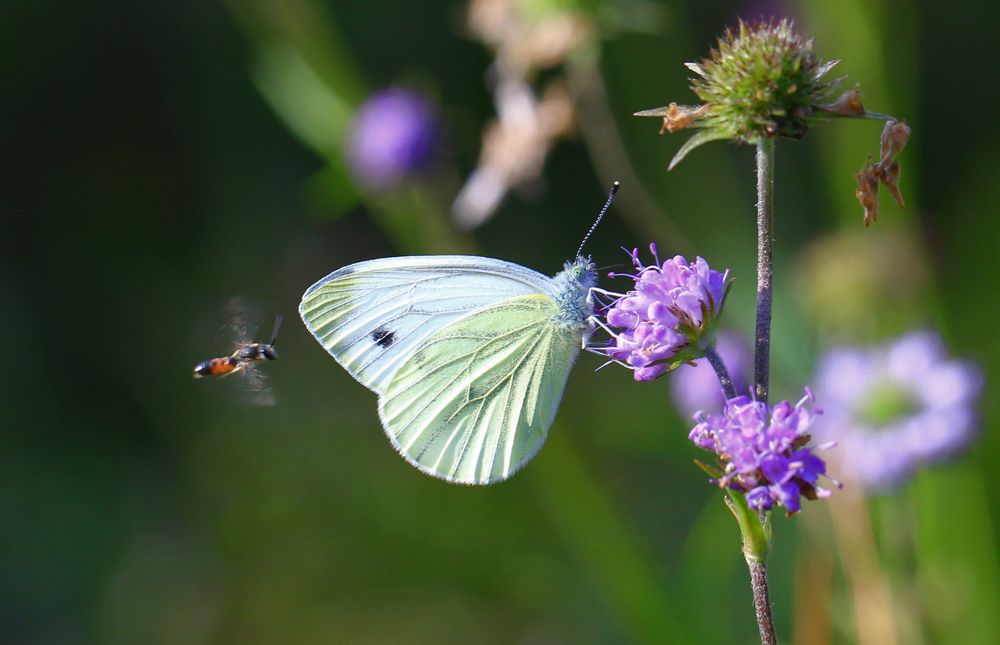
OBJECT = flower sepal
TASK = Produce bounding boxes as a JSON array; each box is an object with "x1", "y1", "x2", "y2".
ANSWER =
[
  {"x1": 694, "y1": 458, "x2": 724, "y2": 479},
  {"x1": 634, "y1": 103, "x2": 711, "y2": 134},
  {"x1": 725, "y1": 489, "x2": 772, "y2": 563}
]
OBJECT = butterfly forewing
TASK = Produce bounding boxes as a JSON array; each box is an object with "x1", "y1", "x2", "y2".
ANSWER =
[
  {"x1": 299, "y1": 256, "x2": 557, "y2": 394},
  {"x1": 378, "y1": 294, "x2": 582, "y2": 484}
]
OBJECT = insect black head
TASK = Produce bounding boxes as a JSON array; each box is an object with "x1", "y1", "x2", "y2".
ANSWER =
[
  {"x1": 193, "y1": 361, "x2": 213, "y2": 378},
  {"x1": 261, "y1": 346, "x2": 279, "y2": 361},
  {"x1": 372, "y1": 326, "x2": 396, "y2": 348}
]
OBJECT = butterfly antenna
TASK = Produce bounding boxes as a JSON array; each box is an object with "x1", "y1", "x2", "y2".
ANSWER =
[
  {"x1": 576, "y1": 181, "x2": 620, "y2": 258},
  {"x1": 268, "y1": 314, "x2": 284, "y2": 346}
]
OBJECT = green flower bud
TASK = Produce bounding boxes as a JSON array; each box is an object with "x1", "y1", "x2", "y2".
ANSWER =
[
  {"x1": 637, "y1": 19, "x2": 846, "y2": 169},
  {"x1": 692, "y1": 19, "x2": 838, "y2": 143},
  {"x1": 636, "y1": 19, "x2": 912, "y2": 223}
]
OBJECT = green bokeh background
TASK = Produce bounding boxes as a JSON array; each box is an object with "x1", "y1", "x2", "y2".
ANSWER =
[{"x1": 3, "y1": 0, "x2": 998, "y2": 643}]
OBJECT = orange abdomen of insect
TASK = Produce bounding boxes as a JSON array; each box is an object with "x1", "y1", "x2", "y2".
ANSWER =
[{"x1": 193, "y1": 357, "x2": 239, "y2": 378}]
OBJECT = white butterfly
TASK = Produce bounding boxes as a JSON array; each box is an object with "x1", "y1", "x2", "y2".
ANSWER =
[{"x1": 299, "y1": 254, "x2": 598, "y2": 484}]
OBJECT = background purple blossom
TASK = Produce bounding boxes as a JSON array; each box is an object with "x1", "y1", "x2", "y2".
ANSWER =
[
  {"x1": 346, "y1": 87, "x2": 440, "y2": 188},
  {"x1": 812, "y1": 331, "x2": 983, "y2": 491}
]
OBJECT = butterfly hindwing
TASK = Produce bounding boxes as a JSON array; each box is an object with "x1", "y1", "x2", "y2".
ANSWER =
[
  {"x1": 378, "y1": 294, "x2": 582, "y2": 484},
  {"x1": 299, "y1": 256, "x2": 557, "y2": 395}
]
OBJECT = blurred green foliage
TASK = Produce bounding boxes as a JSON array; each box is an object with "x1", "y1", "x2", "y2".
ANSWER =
[{"x1": 2, "y1": 0, "x2": 999, "y2": 643}]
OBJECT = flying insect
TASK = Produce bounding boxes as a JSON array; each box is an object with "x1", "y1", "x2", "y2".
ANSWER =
[{"x1": 194, "y1": 313, "x2": 283, "y2": 405}]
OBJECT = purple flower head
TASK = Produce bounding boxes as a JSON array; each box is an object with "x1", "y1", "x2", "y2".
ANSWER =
[
  {"x1": 812, "y1": 331, "x2": 984, "y2": 492},
  {"x1": 347, "y1": 87, "x2": 440, "y2": 189},
  {"x1": 591, "y1": 244, "x2": 733, "y2": 381},
  {"x1": 690, "y1": 389, "x2": 840, "y2": 514},
  {"x1": 736, "y1": 0, "x2": 798, "y2": 24},
  {"x1": 670, "y1": 331, "x2": 751, "y2": 416}
]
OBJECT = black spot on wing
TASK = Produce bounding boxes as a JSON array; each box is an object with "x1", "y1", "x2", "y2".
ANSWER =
[{"x1": 372, "y1": 326, "x2": 396, "y2": 348}]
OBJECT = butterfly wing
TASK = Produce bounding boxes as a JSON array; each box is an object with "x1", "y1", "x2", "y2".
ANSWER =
[
  {"x1": 378, "y1": 293, "x2": 583, "y2": 484},
  {"x1": 299, "y1": 256, "x2": 557, "y2": 395}
]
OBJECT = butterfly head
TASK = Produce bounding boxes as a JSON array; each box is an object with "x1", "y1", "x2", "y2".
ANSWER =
[{"x1": 552, "y1": 255, "x2": 598, "y2": 328}]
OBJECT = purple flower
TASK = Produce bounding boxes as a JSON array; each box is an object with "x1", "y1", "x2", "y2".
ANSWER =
[
  {"x1": 347, "y1": 87, "x2": 440, "y2": 189},
  {"x1": 591, "y1": 244, "x2": 733, "y2": 381},
  {"x1": 690, "y1": 389, "x2": 840, "y2": 514},
  {"x1": 736, "y1": 0, "x2": 797, "y2": 23},
  {"x1": 670, "y1": 331, "x2": 751, "y2": 416},
  {"x1": 812, "y1": 331, "x2": 984, "y2": 492}
]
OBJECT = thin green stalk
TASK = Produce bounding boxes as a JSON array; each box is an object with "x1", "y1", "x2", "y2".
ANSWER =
[
  {"x1": 748, "y1": 558, "x2": 778, "y2": 645},
  {"x1": 748, "y1": 137, "x2": 777, "y2": 644},
  {"x1": 753, "y1": 138, "x2": 775, "y2": 404},
  {"x1": 727, "y1": 489, "x2": 777, "y2": 645},
  {"x1": 704, "y1": 344, "x2": 737, "y2": 399}
]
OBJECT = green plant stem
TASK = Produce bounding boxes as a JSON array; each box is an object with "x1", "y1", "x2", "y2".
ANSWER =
[
  {"x1": 704, "y1": 344, "x2": 737, "y2": 399},
  {"x1": 748, "y1": 558, "x2": 778, "y2": 645},
  {"x1": 753, "y1": 138, "x2": 775, "y2": 404},
  {"x1": 726, "y1": 490, "x2": 776, "y2": 644},
  {"x1": 748, "y1": 137, "x2": 777, "y2": 644}
]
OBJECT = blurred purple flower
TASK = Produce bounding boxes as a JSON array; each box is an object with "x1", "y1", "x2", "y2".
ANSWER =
[
  {"x1": 690, "y1": 389, "x2": 840, "y2": 513},
  {"x1": 591, "y1": 244, "x2": 732, "y2": 381},
  {"x1": 346, "y1": 87, "x2": 439, "y2": 189},
  {"x1": 812, "y1": 331, "x2": 984, "y2": 492},
  {"x1": 670, "y1": 331, "x2": 751, "y2": 416},
  {"x1": 736, "y1": 0, "x2": 797, "y2": 23}
]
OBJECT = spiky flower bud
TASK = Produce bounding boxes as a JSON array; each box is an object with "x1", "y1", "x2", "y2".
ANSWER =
[
  {"x1": 637, "y1": 19, "x2": 912, "y2": 225},
  {"x1": 636, "y1": 20, "x2": 846, "y2": 169},
  {"x1": 691, "y1": 20, "x2": 837, "y2": 143}
]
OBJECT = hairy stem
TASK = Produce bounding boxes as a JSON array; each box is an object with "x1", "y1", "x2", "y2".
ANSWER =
[
  {"x1": 749, "y1": 138, "x2": 778, "y2": 644},
  {"x1": 704, "y1": 345, "x2": 737, "y2": 399},
  {"x1": 727, "y1": 490, "x2": 777, "y2": 644},
  {"x1": 753, "y1": 138, "x2": 775, "y2": 404},
  {"x1": 748, "y1": 558, "x2": 778, "y2": 645}
]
